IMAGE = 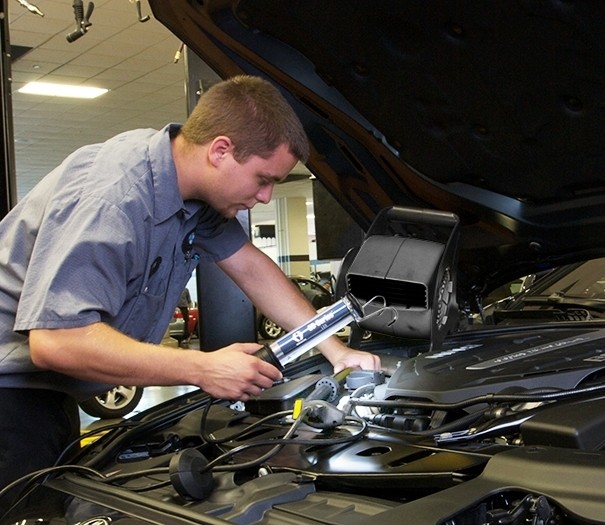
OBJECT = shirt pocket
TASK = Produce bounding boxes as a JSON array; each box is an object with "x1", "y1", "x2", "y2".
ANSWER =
[{"x1": 120, "y1": 256, "x2": 170, "y2": 341}]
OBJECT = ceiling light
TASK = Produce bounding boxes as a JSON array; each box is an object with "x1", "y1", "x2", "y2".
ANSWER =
[{"x1": 18, "y1": 81, "x2": 108, "y2": 99}]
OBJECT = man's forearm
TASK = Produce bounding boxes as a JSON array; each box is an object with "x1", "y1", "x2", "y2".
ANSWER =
[
  {"x1": 218, "y1": 241, "x2": 319, "y2": 331},
  {"x1": 29, "y1": 323, "x2": 199, "y2": 386},
  {"x1": 28, "y1": 322, "x2": 284, "y2": 401}
]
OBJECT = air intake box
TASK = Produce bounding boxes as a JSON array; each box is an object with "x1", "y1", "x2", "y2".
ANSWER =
[{"x1": 346, "y1": 206, "x2": 460, "y2": 352}]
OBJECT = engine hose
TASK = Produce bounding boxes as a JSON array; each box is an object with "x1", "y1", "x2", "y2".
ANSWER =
[{"x1": 370, "y1": 410, "x2": 485, "y2": 438}]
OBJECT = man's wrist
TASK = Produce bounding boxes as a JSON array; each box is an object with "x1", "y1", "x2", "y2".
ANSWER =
[{"x1": 317, "y1": 336, "x2": 349, "y2": 364}]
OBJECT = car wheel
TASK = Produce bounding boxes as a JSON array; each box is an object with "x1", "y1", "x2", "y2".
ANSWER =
[
  {"x1": 79, "y1": 385, "x2": 144, "y2": 419},
  {"x1": 259, "y1": 316, "x2": 285, "y2": 339}
]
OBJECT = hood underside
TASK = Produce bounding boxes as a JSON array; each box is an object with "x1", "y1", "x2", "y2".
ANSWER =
[{"x1": 150, "y1": 0, "x2": 605, "y2": 300}]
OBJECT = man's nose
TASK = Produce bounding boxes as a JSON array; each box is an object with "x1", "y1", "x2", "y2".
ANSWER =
[{"x1": 256, "y1": 185, "x2": 273, "y2": 204}]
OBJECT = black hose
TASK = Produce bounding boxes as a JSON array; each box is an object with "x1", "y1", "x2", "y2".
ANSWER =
[{"x1": 350, "y1": 382, "x2": 605, "y2": 411}]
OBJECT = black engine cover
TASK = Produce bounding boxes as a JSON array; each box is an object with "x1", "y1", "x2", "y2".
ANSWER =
[{"x1": 383, "y1": 325, "x2": 605, "y2": 404}]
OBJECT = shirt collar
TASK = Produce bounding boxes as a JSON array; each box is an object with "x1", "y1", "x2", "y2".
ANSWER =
[{"x1": 148, "y1": 123, "x2": 189, "y2": 224}]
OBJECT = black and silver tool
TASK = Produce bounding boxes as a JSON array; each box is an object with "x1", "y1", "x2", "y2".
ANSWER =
[{"x1": 256, "y1": 293, "x2": 363, "y2": 369}]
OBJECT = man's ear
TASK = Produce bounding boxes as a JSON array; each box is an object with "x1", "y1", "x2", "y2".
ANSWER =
[{"x1": 209, "y1": 136, "x2": 232, "y2": 166}]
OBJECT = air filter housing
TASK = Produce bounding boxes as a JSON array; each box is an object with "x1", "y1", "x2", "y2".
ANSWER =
[{"x1": 346, "y1": 207, "x2": 460, "y2": 352}]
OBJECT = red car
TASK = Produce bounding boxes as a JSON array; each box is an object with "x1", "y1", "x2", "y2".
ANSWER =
[{"x1": 170, "y1": 305, "x2": 199, "y2": 342}]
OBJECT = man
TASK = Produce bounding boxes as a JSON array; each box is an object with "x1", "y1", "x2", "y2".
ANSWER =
[{"x1": 0, "y1": 75, "x2": 380, "y2": 496}]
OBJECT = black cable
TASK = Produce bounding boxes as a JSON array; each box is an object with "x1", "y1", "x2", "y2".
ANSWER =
[
  {"x1": 130, "y1": 479, "x2": 172, "y2": 492},
  {"x1": 54, "y1": 420, "x2": 138, "y2": 466},
  {"x1": 101, "y1": 407, "x2": 311, "y2": 491},
  {"x1": 2, "y1": 420, "x2": 153, "y2": 510},
  {"x1": 349, "y1": 382, "x2": 605, "y2": 411},
  {"x1": 100, "y1": 411, "x2": 367, "y2": 490},
  {"x1": 0, "y1": 464, "x2": 105, "y2": 521},
  {"x1": 102, "y1": 466, "x2": 169, "y2": 483},
  {"x1": 206, "y1": 407, "x2": 310, "y2": 473},
  {"x1": 11, "y1": 401, "x2": 295, "y2": 495},
  {"x1": 4, "y1": 401, "x2": 363, "y2": 507},
  {"x1": 1, "y1": 421, "x2": 136, "y2": 517},
  {"x1": 205, "y1": 414, "x2": 367, "y2": 474},
  {"x1": 366, "y1": 410, "x2": 484, "y2": 438},
  {"x1": 104, "y1": 407, "x2": 312, "y2": 486}
]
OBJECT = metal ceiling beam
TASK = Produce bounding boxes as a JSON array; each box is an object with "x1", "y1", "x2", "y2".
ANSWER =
[{"x1": 0, "y1": 0, "x2": 16, "y2": 219}]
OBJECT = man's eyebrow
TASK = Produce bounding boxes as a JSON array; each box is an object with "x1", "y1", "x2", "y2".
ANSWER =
[{"x1": 261, "y1": 172, "x2": 288, "y2": 183}]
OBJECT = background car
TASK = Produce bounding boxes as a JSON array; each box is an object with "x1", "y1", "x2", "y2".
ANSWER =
[
  {"x1": 169, "y1": 305, "x2": 199, "y2": 342},
  {"x1": 257, "y1": 276, "x2": 333, "y2": 339},
  {"x1": 78, "y1": 385, "x2": 144, "y2": 420}
]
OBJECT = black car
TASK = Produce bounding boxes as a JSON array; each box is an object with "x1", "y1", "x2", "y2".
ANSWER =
[{"x1": 6, "y1": 2, "x2": 605, "y2": 524}]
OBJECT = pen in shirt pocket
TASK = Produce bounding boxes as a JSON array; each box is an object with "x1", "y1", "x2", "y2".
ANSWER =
[{"x1": 149, "y1": 256, "x2": 162, "y2": 278}]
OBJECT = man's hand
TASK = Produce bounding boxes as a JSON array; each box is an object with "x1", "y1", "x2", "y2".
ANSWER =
[
  {"x1": 194, "y1": 343, "x2": 282, "y2": 401},
  {"x1": 329, "y1": 346, "x2": 382, "y2": 373}
]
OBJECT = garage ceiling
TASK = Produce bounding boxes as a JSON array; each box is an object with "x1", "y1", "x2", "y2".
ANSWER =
[
  {"x1": 8, "y1": 0, "x2": 193, "y2": 199},
  {"x1": 7, "y1": 0, "x2": 313, "y2": 218}
]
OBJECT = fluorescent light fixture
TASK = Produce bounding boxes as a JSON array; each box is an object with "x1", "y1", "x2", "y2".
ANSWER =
[{"x1": 18, "y1": 81, "x2": 108, "y2": 99}]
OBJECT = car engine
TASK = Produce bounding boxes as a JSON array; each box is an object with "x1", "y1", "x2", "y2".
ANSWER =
[{"x1": 19, "y1": 328, "x2": 599, "y2": 525}]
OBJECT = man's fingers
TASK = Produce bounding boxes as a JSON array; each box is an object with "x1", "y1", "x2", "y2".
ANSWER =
[{"x1": 241, "y1": 343, "x2": 264, "y2": 355}]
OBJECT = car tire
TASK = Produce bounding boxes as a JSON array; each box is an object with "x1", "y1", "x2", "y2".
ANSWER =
[
  {"x1": 258, "y1": 316, "x2": 285, "y2": 339},
  {"x1": 79, "y1": 385, "x2": 144, "y2": 419}
]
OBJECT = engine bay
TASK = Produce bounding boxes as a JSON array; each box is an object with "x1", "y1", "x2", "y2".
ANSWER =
[{"x1": 19, "y1": 327, "x2": 597, "y2": 525}]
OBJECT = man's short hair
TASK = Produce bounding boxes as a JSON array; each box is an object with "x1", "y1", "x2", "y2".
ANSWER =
[{"x1": 180, "y1": 75, "x2": 309, "y2": 163}]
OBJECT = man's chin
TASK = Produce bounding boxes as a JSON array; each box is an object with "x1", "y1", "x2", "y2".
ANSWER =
[
  {"x1": 217, "y1": 204, "x2": 251, "y2": 219},
  {"x1": 223, "y1": 207, "x2": 243, "y2": 219}
]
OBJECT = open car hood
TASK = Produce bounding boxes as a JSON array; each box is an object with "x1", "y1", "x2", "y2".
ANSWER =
[{"x1": 149, "y1": 0, "x2": 605, "y2": 300}]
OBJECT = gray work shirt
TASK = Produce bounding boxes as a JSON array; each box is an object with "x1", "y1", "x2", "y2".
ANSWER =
[{"x1": 0, "y1": 124, "x2": 248, "y2": 399}]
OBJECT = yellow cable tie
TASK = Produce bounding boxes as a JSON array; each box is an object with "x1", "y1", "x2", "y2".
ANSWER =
[{"x1": 293, "y1": 398, "x2": 304, "y2": 419}]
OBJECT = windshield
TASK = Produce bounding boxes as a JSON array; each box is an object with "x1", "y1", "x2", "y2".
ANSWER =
[{"x1": 538, "y1": 258, "x2": 605, "y2": 300}]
